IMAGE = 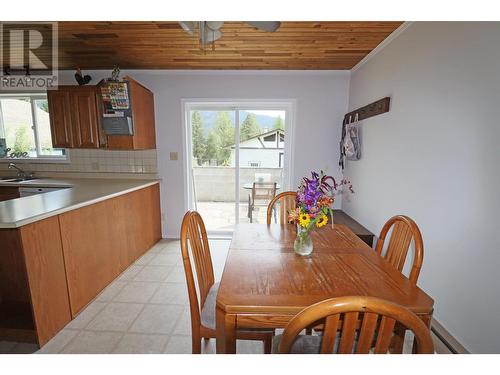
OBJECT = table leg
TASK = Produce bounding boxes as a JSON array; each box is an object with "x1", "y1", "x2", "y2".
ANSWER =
[{"x1": 216, "y1": 305, "x2": 237, "y2": 354}]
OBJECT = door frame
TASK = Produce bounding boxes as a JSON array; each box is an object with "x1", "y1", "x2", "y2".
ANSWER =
[{"x1": 182, "y1": 98, "x2": 296, "y2": 236}]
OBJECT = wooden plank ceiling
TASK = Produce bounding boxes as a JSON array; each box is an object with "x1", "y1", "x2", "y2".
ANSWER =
[{"x1": 57, "y1": 21, "x2": 403, "y2": 70}]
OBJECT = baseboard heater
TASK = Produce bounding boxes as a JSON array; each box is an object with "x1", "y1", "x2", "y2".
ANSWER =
[{"x1": 431, "y1": 318, "x2": 469, "y2": 354}]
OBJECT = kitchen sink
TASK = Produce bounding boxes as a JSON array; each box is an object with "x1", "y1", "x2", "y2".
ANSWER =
[
  {"x1": 6, "y1": 178, "x2": 26, "y2": 182},
  {"x1": 0, "y1": 177, "x2": 39, "y2": 183}
]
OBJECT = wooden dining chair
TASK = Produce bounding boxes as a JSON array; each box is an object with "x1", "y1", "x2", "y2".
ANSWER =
[
  {"x1": 374, "y1": 216, "x2": 425, "y2": 353},
  {"x1": 266, "y1": 191, "x2": 297, "y2": 225},
  {"x1": 180, "y1": 210, "x2": 275, "y2": 354},
  {"x1": 375, "y1": 215, "x2": 424, "y2": 285},
  {"x1": 274, "y1": 296, "x2": 434, "y2": 354}
]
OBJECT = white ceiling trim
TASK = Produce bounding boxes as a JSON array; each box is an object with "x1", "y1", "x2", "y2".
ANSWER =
[
  {"x1": 351, "y1": 21, "x2": 413, "y2": 73},
  {"x1": 59, "y1": 69, "x2": 351, "y2": 76}
]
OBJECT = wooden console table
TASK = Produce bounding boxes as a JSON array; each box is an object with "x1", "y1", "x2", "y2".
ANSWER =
[{"x1": 332, "y1": 209, "x2": 375, "y2": 247}]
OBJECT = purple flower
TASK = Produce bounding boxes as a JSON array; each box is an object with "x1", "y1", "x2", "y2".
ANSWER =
[{"x1": 296, "y1": 171, "x2": 354, "y2": 216}]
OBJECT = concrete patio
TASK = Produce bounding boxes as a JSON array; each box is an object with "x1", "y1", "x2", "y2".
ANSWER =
[{"x1": 196, "y1": 201, "x2": 271, "y2": 231}]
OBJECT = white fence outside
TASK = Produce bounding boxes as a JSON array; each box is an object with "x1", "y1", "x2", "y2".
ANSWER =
[{"x1": 192, "y1": 166, "x2": 283, "y2": 202}]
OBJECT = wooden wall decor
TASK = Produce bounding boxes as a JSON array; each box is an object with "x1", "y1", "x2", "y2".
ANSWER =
[
  {"x1": 0, "y1": 22, "x2": 403, "y2": 70},
  {"x1": 344, "y1": 97, "x2": 391, "y2": 122}
]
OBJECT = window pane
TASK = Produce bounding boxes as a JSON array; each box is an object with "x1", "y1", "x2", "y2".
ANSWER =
[
  {"x1": 34, "y1": 99, "x2": 64, "y2": 156},
  {"x1": 238, "y1": 109, "x2": 286, "y2": 225},
  {"x1": 190, "y1": 110, "x2": 237, "y2": 232},
  {"x1": 0, "y1": 98, "x2": 36, "y2": 158}
]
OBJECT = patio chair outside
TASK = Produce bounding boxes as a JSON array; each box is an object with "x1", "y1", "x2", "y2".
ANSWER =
[{"x1": 248, "y1": 182, "x2": 277, "y2": 223}]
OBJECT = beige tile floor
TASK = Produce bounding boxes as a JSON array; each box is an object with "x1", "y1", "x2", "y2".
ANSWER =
[
  {"x1": 0, "y1": 239, "x2": 263, "y2": 354},
  {"x1": 0, "y1": 238, "x2": 426, "y2": 354}
]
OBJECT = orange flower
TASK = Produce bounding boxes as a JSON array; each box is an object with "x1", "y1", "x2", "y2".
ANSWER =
[
  {"x1": 317, "y1": 196, "x2": 334, "y2": 208},
  {"x1": 287, "y1": 208, "x2": 301, "y2": 223}
]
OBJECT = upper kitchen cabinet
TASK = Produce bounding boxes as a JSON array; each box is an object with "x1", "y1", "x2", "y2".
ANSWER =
[
  {"x1": 47, "y1": 89, "x2": 73, "y2": 148},
  {"x1": 47, "y1": 86, "x2": 100, "y2": 149},
  {"x1": 47, "y1": 76, "x2": 156, "y2": 150},
  {"x1": 103, "y1": 76, "x2": 156, "y2": 150},
  {"x1": 70, "y1": 87, "x2": 101, "y2": 148}
]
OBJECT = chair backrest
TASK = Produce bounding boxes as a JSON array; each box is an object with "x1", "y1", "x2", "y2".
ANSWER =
[
  {"x1": 278, "y1": 296, "x2": 434, "y2": 354},
  {"x1": 267, "y1": 191, "x2": 297, "y2": 225},
  {"x1": 252, "y1": 182, "x2": 277, "y2": 204},
  {"x1": 180, "y1": 211, "x2": 215, "y2": 329},
  {"x1": 255, "y1": 172, "x2": 272, "y2": 183},
  {"x1": 375, "y1": 215, "x2": 424, "y2": 284}
]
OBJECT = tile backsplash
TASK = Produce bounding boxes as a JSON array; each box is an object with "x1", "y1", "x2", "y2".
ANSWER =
[{"x1": 0, "y1": 149, "x2": 158, "y2": 175}]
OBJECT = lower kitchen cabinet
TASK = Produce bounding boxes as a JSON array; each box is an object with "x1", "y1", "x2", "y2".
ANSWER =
[
  {"x1": 20, "y1": 217, "x2": 73, "y2": 345},
  {"x1": 0, "y1": 183, "x2": 161, "y2": 346},
  {"x1": 59, "y1": 184, "x2": 161, "y2": 315},
  {"x1": 0, "y1": 216, "x2": 71, "y2": 346}
]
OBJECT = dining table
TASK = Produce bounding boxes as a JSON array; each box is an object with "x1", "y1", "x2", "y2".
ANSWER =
[{"x1": 215, "y1": 223, "x2": 434, "y2": 354}]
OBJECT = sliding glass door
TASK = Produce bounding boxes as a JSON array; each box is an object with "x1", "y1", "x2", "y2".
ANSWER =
[
  {"x1": 185, "y1": 102, "x2": 292, "y2": 235},
  {"x1": 236, "y1": 109, "x2": 286, "y2": 225}
]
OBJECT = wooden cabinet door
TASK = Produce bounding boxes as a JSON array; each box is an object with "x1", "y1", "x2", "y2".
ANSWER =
[
  {"x1": 106, "y1": 77, "x2": 156, "y2": 150},
  {"x1": 47, "y1": 90, "x2": 73, "y2": 148},
  {"x1": 20, "y1": 217, "x2": 72, "y2": 346},
  {"x1": 59, "y1": 198, "x2": 124, "y2": 315},
  {"x1": 70, "y1": 88, "x2": 100, "y2": 148},
  {"x1": 59, "y1": 184, "x2": 161, "y2": 315}
]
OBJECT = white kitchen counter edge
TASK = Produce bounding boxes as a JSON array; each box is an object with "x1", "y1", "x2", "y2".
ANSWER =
[{"x1": 0, "y1": 180, "x2": 160, "y2": 229}]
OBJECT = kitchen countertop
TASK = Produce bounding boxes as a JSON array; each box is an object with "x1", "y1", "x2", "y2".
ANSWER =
[{"x1": 0, "y1": 178, "x2": 160, "y2": 229}]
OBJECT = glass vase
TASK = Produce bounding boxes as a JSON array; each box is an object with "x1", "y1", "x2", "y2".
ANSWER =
[{"x1": 294, "y1": 226, "x2": 313, "y2": 256}]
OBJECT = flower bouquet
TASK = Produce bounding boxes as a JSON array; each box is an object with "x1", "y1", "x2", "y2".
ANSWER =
[{"x1": 288, "y1": 171, "x2": 354, "y2": 256}]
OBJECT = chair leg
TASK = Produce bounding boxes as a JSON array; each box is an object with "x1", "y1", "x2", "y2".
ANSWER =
[
  {"x1": 248, "y1": 195, "x2": 253, "y2": 223},
  {"x1": 191, "y1": 325, "x2": 203, "y2": 354},
  {"x1": 263, "y1": 335, "x2": 273, "y2": 354},
  {"x1": 192, "y1": 336, "x2": 201, "y2": 354},
  {"x1": 390, "y1": 325, "x2": 406, "y2": 353},
  {"x1": 305, "y1": 328, "x2": 313, "y2": 335}
]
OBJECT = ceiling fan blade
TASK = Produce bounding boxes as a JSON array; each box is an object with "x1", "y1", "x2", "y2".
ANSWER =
[
  {"x1": 205, "y1": 21, "x2": 224, "y2": 31},
  {"x1": 246, "y1": 21, "x2": 281, "y2": 32},
  {"x1": 180, "y1": 21, "x2": 223, "y2": 45},
  {"x1": 179, "y1": 21, "x2": 197, "y2": 34},
  {"x1": 204, "y1": 29, "x2": 223, "y2": 43}
]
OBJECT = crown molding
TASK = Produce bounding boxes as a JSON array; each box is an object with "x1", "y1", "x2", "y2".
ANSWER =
[
  {"x1": 351, "y1": 22, "x2": 414, "y2": 73},
  {"x1": 59, "y1": 69, "x2": 350, "y2": 76}
]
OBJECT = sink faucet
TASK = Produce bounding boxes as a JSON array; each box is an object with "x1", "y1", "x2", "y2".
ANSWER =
[{"x1": 8, "y1": 163, "x2": 33, "y2": 179}]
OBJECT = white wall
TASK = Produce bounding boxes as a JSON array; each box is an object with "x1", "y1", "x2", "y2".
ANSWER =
[
  {"x1": 344, "y1": 22, "x2": 500, "y2": 353},
  {"x1": 58, "y1": 70, "x2": 350, "y2": 238}
]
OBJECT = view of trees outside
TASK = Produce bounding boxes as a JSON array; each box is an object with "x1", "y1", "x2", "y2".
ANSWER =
[
  {"x1": 34, "y1": 99, "x2": 59, "y2": 154},
  {"x1": 0, "y1": 98, "x2": 36, "y2": 156},
  {"x1": 274, "y1": 115, "x2": 284, "y2": 130},
  {"x1": 0, "y1": 98, "x2": 60, "y2": 158},
  {"x1": 240, "y1": 113, "x2": 260, "y2": 141},
  {"x1": 191, "y1": 110, "x2": 285, "y2": 166}
]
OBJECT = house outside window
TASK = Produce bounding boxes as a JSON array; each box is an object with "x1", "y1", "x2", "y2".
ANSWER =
[
  {"x1": 0, "y1": 94, "x2": 66, "y2": 161},
  {"x1": 263, "y1": 133, "x2": 276, "y2": 142},
  {"x1": 229, "y1": 129, "x2": 285, "y2": 168}
]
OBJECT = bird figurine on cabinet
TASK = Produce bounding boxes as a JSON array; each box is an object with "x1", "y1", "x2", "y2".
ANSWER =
[
  {"x1": 74, "y1": 68, "x2": 92, "y2": 86},
  {"x1": 110, "y1": 66, "x2": 120, "y2": 81}
]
